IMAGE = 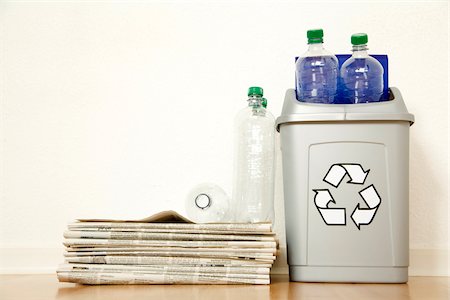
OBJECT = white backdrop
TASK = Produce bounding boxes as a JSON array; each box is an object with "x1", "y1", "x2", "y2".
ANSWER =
[{"x1": 0, "y1": 1, "x2": 448, "y2": 275}]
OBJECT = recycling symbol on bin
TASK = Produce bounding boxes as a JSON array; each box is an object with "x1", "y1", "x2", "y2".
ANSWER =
[{"x1": 313, "y1": 163, "x2": 382, "y2": 230}]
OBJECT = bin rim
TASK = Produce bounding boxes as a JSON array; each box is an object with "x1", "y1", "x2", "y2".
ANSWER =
[{"x1": 275, "y1": 87, "x2": 415, "y2": 132}]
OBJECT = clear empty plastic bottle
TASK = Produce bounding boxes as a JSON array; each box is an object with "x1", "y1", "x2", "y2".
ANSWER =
[
  {"x1": 295, "y1": 29, "x2": 338, "y2": 103},
  {"x1": 232, "y1": 87, "x2": 275, "y2": 223},
  {"x1": 340, "y1": 33, "x2": 384, "y2": 103},
  {"x1": 185, "y1": 183, "x2": 230, "y2": 223}
]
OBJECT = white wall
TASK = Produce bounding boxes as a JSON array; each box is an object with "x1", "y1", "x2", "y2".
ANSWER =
[{"x1": 0, "y1": 1, "x2": 448, "y2": 275}]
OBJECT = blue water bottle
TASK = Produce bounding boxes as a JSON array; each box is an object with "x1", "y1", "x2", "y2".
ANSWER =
[
  {"x1": 295, "y1": 29, "x2": 338, "y2": 104},
  {"x1": 340, "y1": 33, "x2": 384, "y2": 103}
]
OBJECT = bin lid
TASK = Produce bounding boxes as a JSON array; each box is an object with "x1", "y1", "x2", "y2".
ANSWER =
[{"x1": 275, "y1": 87, "x2": 415, "y2": 132}]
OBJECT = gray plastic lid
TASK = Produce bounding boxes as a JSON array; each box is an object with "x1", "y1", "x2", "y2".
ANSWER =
[{"x1": 275, "y1": 87, "x2": 415, "y2": 132}]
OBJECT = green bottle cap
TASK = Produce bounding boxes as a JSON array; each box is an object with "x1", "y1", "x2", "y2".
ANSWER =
[
  {"x1": 351, "y1": 33, "x2": 368, "y2": 45},
  {"x1": 262, "y1": 98, "x2": 268, "y2": 108},
  {"x1": 248, "y1": 86, "x2": 263, "y2": 97},
  {"x1": 307, "y1": 29, "x2": 324, "y2": 44}
]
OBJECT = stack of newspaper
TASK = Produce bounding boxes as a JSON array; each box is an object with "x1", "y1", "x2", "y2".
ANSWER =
[{"x1": 57, "y1": 211, "x2": 278, "y2": 284}]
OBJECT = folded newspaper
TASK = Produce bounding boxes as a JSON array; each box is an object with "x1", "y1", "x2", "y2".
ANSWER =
[{"x1": 57, "y1": 211, "x2": 278, "y2": 285}]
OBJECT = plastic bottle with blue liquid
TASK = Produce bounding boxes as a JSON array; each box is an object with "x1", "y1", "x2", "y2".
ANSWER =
[
  {"x1": 295, "y1": 29, "x2": 338, "y2": 104},
  {"x1": 340, "y1": 33, "x2": 384, "y2": 103}
]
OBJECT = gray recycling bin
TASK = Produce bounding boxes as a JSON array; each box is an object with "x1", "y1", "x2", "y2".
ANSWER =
[{"x1": 276, "y1": 87, "x2": 414, "y2": 283}]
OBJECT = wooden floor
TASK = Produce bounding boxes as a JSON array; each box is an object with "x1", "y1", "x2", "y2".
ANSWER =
[{"x1": 0, "y1": 274, "x2": 448, "y2": 300}]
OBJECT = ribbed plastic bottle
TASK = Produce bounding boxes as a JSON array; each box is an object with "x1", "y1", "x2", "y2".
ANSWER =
[
  {"x1": 340, "y1": 33, "x2": 384, "y2": 103},
  {"x1": 232, "y1": 87, "x2": 275, "y2": 223},
  {"x1": 295, "y1": 29, "x2": 338, "y2": 103},
  {"x1": 185, "y1": 183, "x2": 230, "y2": 223}
]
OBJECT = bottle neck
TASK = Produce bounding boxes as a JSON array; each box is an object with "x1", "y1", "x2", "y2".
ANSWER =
[
  {"x1": 307, "y1": 43, "x2": 324, "y2": 52},
  {"x1": 352, "y1": 44, "x2": 369, "y2": 58},
  {"x1": 247, "y1": 96, "x2": 263, "y2": 108}
]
